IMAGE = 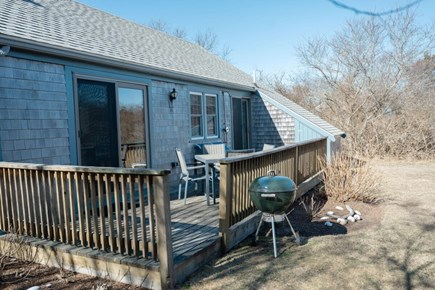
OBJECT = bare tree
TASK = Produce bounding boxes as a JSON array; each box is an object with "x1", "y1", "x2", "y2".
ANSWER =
[
  {"x1": 148, "y1": 19, "x2": 168, "y2": 32},
  {"x1": 219, "y1": 44, "x2": 233, "y2": 62},
  {"x1": 295, "y1": 10, "x2": 435, "y2": 158},
  {"x1": 147, "y1": 20, "x2": 231, "y2": 60},
  {"x1": 194, "y1": 29, "x2": 218, "y2": 52},
  {"x1": 173, "y1": 27, "x2": 187, "y2": 39}
]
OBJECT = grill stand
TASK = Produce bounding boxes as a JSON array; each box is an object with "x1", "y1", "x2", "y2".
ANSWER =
[{"x1": 255, "y1": 213, "x2": 300, "y2": 258}]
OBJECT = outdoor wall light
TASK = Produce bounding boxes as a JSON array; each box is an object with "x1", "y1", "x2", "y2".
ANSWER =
[{"x1": 169, "y1": 88, "x2": 177, "y2": 102}]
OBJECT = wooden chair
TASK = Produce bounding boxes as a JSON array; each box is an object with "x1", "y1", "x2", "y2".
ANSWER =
[{"x1": 176, "y1": 148, "x2": 213, "y2": 205}]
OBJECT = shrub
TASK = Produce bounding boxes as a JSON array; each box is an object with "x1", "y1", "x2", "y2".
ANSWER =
[{"x1": 319, "y1": 151, "x2": 380, "y2": 204}]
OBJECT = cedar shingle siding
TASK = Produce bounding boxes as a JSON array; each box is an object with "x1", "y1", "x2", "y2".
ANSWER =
[
  {"x1": 251, "y1": 94, "x2": 295, "y2": 150},
  {"x1": 0, "y1": 56, "x2": 70, "y2": 164}
]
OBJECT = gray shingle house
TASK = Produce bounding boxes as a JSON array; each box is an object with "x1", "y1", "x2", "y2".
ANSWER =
[{"x1": 0, "y1": 0, "x2": 343, "y2": 185}]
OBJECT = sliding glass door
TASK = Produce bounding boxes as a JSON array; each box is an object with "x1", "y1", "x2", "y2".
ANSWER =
[
  {"x1": 76, "y1": 78, "x2": 148, "y2": 167},
  {"x1": 77, "y1": 79, "x2": 118, "y2": 167},
  {"x1": 232, "y1": 98, "x2": 251, "y2": 150},
  {"x1": 118, "y1": 87, "x2": 147, "y2": 167}
]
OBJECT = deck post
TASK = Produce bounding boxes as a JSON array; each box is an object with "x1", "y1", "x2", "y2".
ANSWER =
[
  {"x1": 154, "y1": 175, "x2": 174, "y2": 290},
  {"x1": 219, "y1": 162, "x2": 232, "y2": 253}
]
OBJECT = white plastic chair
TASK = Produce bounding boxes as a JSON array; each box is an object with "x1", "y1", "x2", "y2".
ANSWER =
[
  {"x1": 176, "y1": 148, "x2": 213, "y2": 204},
  {"x1": 203, "y1": 143, "x2": 226, "y2": 155},
  {"x1": 262, "y1": 144, "x2": 275, "y2": 151}
]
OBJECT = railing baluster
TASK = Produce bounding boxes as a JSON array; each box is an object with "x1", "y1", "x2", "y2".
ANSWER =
[
  {"x1": 105, "y1": 173, "x2": 115, "y2": 253},
  {"x1": 147, "y1": 176, "x2": 157, "y2": 260},
  {"x1": 8, "y1": 169, "x2": 18, "y2": 232},
  {"x1": 48, "y1": 171, "x2": 59, "y2": 241},
  {"x1": 113, "y1": 174, "x2": 122, "y2": 253},
  {"x1": 60, "y1": 172, "x2": 70, "y2": 244},
  {"x1": 68, "y1": 172, "x2": 77, "y2": 245},
  {"x1": 23, "y1": 170, "x2": 32, "y2": 236},
  {"x1": 96, "y1": 173, "x2": 107, "y2": 251},
  {"x1": 17, "y1": 169, "x2": 26, "y2": 235},
  {"x1": 89, "y1": 173, "x2": 99, "y2": 249},
  {"x1": 82, "y1": 173, "x2": 92, "y2": 247},
  {"x1": 75, "y1": 172, "x2": 85, "y2": 246},
  {"x1": 137, "y1": 175, "x2": 147, "y2": 258},
  {"x1": 120, "y1": 175, "x2": 131, "y2": 255},
  {"x1": 129, "y1": 174, "x2": 138, "y2": 256},
  {"x1": 54, "y1": 171, "x2": 64, "y2": 242}
]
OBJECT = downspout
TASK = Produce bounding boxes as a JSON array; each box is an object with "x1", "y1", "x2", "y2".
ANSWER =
[{"x1": 221, "y1": 91, "x2": 230, "y2": 145}]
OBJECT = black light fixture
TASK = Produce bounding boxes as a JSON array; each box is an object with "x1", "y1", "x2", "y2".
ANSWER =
[{"x1": 169, "y1": 88, "x2": 177, "y2": 102}]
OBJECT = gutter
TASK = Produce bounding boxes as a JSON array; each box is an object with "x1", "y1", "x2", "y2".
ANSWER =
[{"x1": 0, "y1": 35, "x2": 256, "y2": 92}]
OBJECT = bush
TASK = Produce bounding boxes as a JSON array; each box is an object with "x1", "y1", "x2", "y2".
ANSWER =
[{"x1": 319, "y1": 151, "x2": 380, "y2": 204}]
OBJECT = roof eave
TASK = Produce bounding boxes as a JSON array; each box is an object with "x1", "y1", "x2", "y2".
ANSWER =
[{"x1": 0, "y1": 35, "x2": 256, "y2": 92}]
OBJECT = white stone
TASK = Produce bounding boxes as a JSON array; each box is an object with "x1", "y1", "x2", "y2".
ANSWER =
[
  {"x1": 27, "y1": 287, "x2": 41, "y2": 290},
  {"x1": 335, "y1": 206, "x2": 344, "y2": 211},
  {"x1": 347, "y1": 216, "x2": 356, "y2": 222},
  {"x1": 345, "y1": 205, "x2": 355, "y2": 215},
  {"x1": 354, "y1": 214, "x2": 361, "y2": 220},
  {"x1": 320, "y1": 216, "x2": 329, "y2": 220},
  {"x1": 355, "y1": 210, "x2": 362, "y2": 216},
  {"x1": 327, "y1": 211, "x2": 334, "y2": 215},
  {"x1": 337, "y1": 218, "x2": 347, "y2": 225}
]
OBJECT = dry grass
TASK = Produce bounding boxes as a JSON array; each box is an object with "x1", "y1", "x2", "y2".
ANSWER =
[
  {"x1": 319, "y1": 151, "x2": 380, "y2": 204},
  {"x1": 181, "y1": 160, "x2": 435, "y2": 290},
  {"x1": 0, "y1": 231, "x2": 38, "y2": 285}
]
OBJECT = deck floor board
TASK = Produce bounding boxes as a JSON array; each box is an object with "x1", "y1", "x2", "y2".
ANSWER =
[{"x1": 75, "y1": 195, "x2": 220, "y2": 265}]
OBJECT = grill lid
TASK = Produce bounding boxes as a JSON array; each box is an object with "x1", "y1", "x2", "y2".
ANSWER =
[{"x1": 249, "y1": 170, "x2": 296, "y2": 193}]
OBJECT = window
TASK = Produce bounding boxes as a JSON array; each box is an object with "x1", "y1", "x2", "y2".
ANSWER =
[
  {"x1": 206, "y1": 94, "x2": 217, "y2": 137},
  {"x1": 190, "y1": 93, "x2": 203, "y2": 138},
  {"x1": 190, "y1": 92, "x2": 218, "y2": 139}
]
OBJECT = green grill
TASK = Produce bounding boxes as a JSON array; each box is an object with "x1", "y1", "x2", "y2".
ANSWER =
[
  {"x1": 249, "y1": 171, "x2": 297, "y2": 214},
  {"x1": 249, "y1": 170, "x2": 299, "y2": 258}
]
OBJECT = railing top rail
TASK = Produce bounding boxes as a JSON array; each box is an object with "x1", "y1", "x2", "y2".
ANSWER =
[
  {"x1": 0, "y1": 162, "x2": 170, "y2": 176},
  {"x1": 220, "y1": 137, "x2": 327, "y2": 164}
]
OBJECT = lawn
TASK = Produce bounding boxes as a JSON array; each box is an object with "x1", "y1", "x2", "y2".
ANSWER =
[
  {"x1": 181, "y1": 160, "x2": 435, "y2": 290},
  {"x1": 1, "y1": 160, "x2": 434, "y2": 290}
]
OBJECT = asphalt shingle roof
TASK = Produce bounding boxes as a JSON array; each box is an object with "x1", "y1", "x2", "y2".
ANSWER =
[
  {"x1": 0, "y1": 0, "x2": 254, "y2": 88},
  {"x1": 257, "y1": 86, "x2": 345, "y2": 138},
  {"x1": 0, "y1": 0, "x2": 344, "y2": 138}
]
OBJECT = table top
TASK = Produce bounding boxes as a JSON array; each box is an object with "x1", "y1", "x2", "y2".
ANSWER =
[{"x1": 194, "y1": 154, "x2": 225, "y2": 164}]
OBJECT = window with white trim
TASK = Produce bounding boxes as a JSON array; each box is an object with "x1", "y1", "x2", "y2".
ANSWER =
[{"x1": 190, "y1": 92, "x2": 218, "y2": 139}]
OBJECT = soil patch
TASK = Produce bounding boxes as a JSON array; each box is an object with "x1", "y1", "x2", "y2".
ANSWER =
[{"x1": 0, "y1": 256, "x2": 144, "y2": 290}]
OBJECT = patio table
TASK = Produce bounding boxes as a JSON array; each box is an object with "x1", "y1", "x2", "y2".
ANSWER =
[{"x1": 194, "y1": 153, "x2": 225, "y2": 205}]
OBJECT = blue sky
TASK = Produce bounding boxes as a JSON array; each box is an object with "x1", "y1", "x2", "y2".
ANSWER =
[{"x1": 76, "y1": 0, "x2": 434, "y2": 76}]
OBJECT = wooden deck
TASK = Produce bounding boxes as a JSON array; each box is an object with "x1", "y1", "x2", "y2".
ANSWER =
[
  {"x1": 82, "y1": 194, "x2": 219, "y2": 264},
  {"x1": 0, "y1": 138, "x2": 327, "y2": 289},
  {"x1": 169, "y1": 195, "x2": 219, "y2": 264}
]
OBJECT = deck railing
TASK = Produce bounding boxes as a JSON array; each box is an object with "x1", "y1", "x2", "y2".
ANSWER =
[
  {"x1": 121, "y1": 142, "x2": 147, "y2": 168},
  {"x1": 0, "y1": 163, "x2": 172, "y2": 259},
  {"x1": 219, "y1": 138, "x2": 327, "y2": 250}
]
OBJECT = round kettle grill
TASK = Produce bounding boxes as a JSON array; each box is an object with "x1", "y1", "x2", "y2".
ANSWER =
[{"x1": 249, "y1": 170, "x2": 300, "y2": 258}]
